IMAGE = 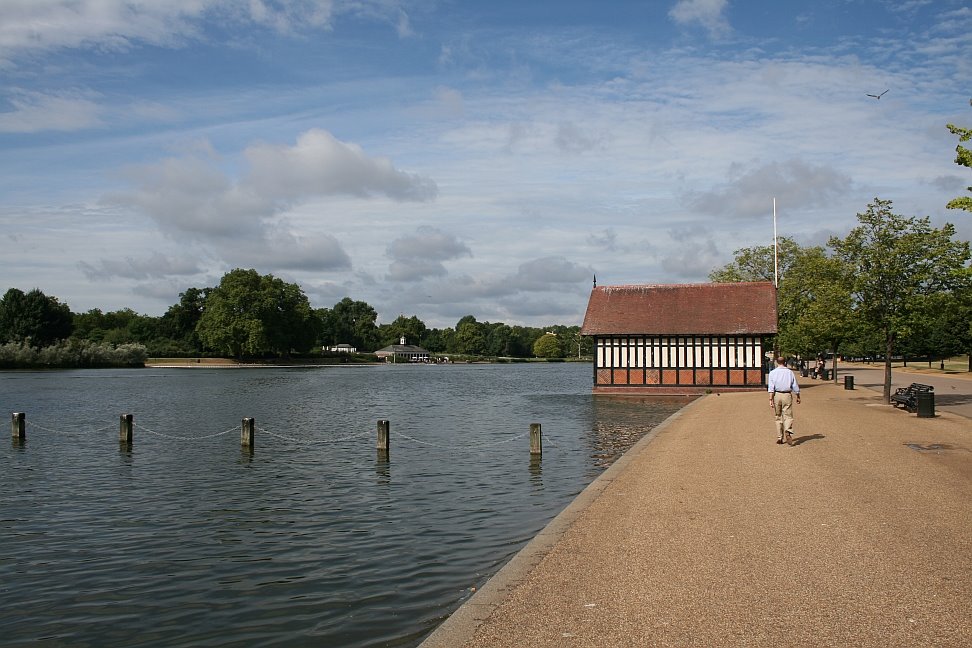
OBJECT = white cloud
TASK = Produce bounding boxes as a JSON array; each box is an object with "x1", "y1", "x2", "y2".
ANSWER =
[
  {"x1": 218, "y1": 230, "x2": 352, "y2": 272},
  {"x1": 0, "y1": 1, "x2": 422, "y2": 63},
  {"x1": 117, "y1": 156, "x2": 267, "y2": 240},
  {"x1": 660, "y1": 232, "x2": 723, "y2": 279},
  {"x1": 0, "y1": 90, "x2": 102, "y2": 133},
  {"x1": 386, "y1": 226, "x2": 471, "y2": 281},
  {"x1": 0, "y1": 1, "x2": 205, "y2": 57},
  {"x1": 109, "y1": 128, "x2": 433, "y2": 275},
  {"x1": 507, "y1": 257, "x2": 594, "y2": 292},
  {"x1": 396, "y1": 9, "x2": 414, "y2": 38},
  {"x1": 555, "y1": 121, "x2": 602, "y2": 154},
  {"x1": 245, "y1": 128, "x2": 438, "y2": 202},
  {"x1": 78, "y1": 252, "x2": 203, "y2": 281},
  {"x1": 687, "y1": 159, "x2": 854, "y2": 219},
  {"x1": 668, "y1": 0, "x2": 731, "y2": 38}
]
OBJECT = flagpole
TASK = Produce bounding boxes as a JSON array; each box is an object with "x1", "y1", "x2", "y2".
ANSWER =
[
  {"x1": 773, "y1": 197, "x2": 778, "y2": 288},
  {"x1": 773, "y1": 197, "x2": 779, "y2": 361}
]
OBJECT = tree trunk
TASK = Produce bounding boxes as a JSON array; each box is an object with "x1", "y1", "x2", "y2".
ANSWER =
[{"x1": 883, "y1": 335, "x2": 893, "y2": 403}]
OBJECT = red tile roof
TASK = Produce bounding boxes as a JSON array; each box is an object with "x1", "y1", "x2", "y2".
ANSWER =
[{"x1": 580, "y1": 282, "x2": 778, "y2": 335}]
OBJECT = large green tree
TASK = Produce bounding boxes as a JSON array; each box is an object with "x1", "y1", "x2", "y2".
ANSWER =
[
  {"x1": 0, "y1": 288, "x2": 73, "y2": 346},
  {"x1": 324, "y1": 297, "x2": 381, "y2": 352},
  {"x1": 946, "y1": 98, "x2": 972, "y2": 213},
  {"x1": 160, "y1": 287, "x2": 207, "y2": 350},
  {"x1": 196, "y1": 269, "x2": 317, "y2": 357},
  {"x1": 454, "y1": 316, "x2": 487, "y2": 355},
  {"x1": 532, "y1": 332, "x2": 563, "y2": 358},
  {"x1": 900, "y1": 291, "x2": 968, "y2": 369},
  {"x1": 379, "y1": 314, "x2": 428, "y2": 348},
  {"x1": 709, "y1": 236, "x2": 801, "y2": 283},
  {"x1": 830, "y1": 198, "x2": 971, "y2": 401},
  {"x1": 776, "y1": 246, "x2": 854, "y2": 381}
]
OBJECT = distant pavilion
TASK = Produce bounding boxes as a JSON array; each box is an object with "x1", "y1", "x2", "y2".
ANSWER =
[
  {"x1": 375, "y1": 336, "x2": 431, "y2": 363},
  {"x1": 580, "y1": 282, "x2": 778, "y2": 394}
]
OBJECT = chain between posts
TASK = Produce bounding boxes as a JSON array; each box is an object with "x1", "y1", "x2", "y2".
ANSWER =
[{"x1": 12, "y1": 413, "x2": 554, "y2": 453}]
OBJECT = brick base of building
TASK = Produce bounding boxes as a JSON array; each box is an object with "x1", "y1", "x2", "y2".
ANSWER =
[{"x1": 592, "y1": 385, "x2": 765, "y2": 396}]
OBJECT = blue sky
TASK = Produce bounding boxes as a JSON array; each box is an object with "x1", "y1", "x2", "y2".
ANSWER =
[{"x1": 2, "y1": 0, "x2": 970, "y2": 328}]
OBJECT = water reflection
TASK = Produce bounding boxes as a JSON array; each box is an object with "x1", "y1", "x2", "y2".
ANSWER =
[
  {"x1": 375, "y1": 454, "x2": 391, "y2": 485},
  {"x1": 587, "y1": 395, "x2": 697, "y2": 469},
  {"x1": 528, "y1": 456, "x2": 542, "y2": 486},
  {"x1": 0, "y1": 364, "x2": 688, "y2": 648}
]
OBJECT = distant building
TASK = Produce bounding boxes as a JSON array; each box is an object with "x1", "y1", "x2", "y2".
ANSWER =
[
  {"x1": 327, "y1": 343, "x2": 357, "y2": 353},
  {"x1": 580, "y1": 282, "x2": 777, "y2": 394},
  {"x1": 375, "y1": 336, "x2": 431, "y2": 363}
]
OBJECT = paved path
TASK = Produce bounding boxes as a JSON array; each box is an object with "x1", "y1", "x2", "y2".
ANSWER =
[
  {"x1": 420, "y1": 380, "x2": 972, "y2": 648},
  {"x1": 827, "y1": 363, "x2": 972, "y2": 420}
]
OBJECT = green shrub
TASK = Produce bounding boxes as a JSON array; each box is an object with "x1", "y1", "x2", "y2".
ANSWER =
[{"x1": 0, "y1": 340, "x2": 147, "y2": 369}]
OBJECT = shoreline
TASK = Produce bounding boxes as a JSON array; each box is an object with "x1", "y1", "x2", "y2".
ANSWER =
[
  {"x1": 418, "y1": 396, "x2": 706, "y2": 647},
  {"x1": 419, "y1": 379, "x2": 972, "y2": 647}
]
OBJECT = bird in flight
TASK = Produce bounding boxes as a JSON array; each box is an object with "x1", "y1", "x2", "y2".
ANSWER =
[{"x1": 866, "y1": 89, "x2": 889, "y2": 100}]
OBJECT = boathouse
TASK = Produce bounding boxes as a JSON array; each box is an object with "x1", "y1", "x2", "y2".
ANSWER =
[
  {"x1": 580, "y1": 282, "x2": 777, "y2": 394},
  {"x1": 375, "y1": 336, "x2": 431, "y2": 363}
]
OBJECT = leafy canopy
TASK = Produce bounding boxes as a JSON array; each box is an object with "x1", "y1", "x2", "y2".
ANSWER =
[
  {"x1": 829, "y1": 198, "x2": 971, "y2": 400},
  {"x1": 946, "y1": 98, "x2": 972, "y2": 213}
]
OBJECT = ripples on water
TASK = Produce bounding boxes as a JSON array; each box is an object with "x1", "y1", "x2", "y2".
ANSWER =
[{"x1": 1, "y1": 363, "x2": 691, "y2": 647}]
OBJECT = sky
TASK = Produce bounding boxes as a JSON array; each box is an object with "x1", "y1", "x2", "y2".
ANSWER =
[{"x1": 1, "y1": 0, "x2": 970, "y2": 329}]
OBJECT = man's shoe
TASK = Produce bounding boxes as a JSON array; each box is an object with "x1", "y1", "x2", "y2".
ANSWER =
[
  {"x1": 776, "y1": 438, "x2": 784, "y2": 444},
  {"x1": 785, "y1": 433, "x2": 793, "y2": 444}
]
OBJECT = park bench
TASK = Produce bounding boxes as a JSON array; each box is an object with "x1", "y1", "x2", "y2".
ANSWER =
[{"x1": 890, "y1": 383, "x2": 934, "y2": 413}]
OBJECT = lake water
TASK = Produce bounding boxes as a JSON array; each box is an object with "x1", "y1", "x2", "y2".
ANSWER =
[{"x1": 1, "y1": 363, "x2": 690, "y2": 647}]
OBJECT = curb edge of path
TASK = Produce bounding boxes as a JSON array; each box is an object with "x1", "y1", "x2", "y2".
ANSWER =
[{"x1": 418, "y1": 393, "x2": 710, "y2": 648}]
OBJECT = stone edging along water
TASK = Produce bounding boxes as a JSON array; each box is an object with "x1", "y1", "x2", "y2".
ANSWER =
[{"x1": 418, "y1": 394, "x2": 709, "y2": 648}]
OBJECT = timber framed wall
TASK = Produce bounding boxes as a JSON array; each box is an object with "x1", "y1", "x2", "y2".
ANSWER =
[{"x1": 592, "y1": 334, "x2": 767, "y2": 391}]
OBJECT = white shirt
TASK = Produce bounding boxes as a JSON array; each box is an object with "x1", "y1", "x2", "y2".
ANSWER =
[{"x1": 767, "y1": 365, "x2": 800, "y2": 394}]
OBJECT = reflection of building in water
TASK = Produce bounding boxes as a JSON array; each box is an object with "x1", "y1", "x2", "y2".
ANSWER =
[
  {"x1": 375, "y1": 336, "x2": 431, "y2": 363},
  {"x1": 581, "y1": 282, "x2": 777, "y2": 394},
  {"x1": 588, "y1": 394, "x2": 692, "y2": 468}
]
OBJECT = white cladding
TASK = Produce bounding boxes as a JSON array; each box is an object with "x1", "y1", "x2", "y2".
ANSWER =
[{"x1": 596, "y1": 336, "x2": 763, "y2": 369}]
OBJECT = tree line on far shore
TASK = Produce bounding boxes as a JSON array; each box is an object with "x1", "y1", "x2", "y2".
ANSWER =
[
  {"x1": 0, "y1": 268, "x2": 592, "y2": 368},
  {"x1": 1, "y1": 199, "x2": 968, "y2": 376}
]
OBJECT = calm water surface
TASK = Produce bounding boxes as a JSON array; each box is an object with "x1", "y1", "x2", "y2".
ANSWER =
[{"x1": 1, "y1": 363, "x2": 689, "y2": 647}]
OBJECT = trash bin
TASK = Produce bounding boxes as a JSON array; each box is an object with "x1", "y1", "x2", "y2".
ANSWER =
[
  {"x1": 844, "y1": 375, "x2": 854, "y2": 390},
  {"x1": 801, "y1": 367, "x2": 808, "y2": 378},
  {"x1": 821, "y1": 369, "x2": 830, "y2": 381},
  {"x1": 916, "y1": 391, "x2": 935, "y2": 418}
]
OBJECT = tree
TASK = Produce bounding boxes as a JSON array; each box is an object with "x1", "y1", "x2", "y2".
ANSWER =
[
  {"x1": 946, "y1": 98, "x2": 972, "y2": 213},
  {"x1": 454, "y1": 316, "x2": 487, "y2": 355},
  {"x1": 422, "y1": 327, "x2": 454, "y2": 354},
  {"x1": 0, "y1": 288, "x2": 73, "y2": 346},
  {"x1": 379, "y1": 314, "x2": 428, "y2": 348},
  {"x1": 160, "y1": 287, "x2": 207, "y2": 349},
  {"x1": 326, "y1": 298, "x2": 380, "y2": 351},
  {"x1": 533, "y1": 333, "x2": 562, "y2": 358},
  {"x1": 709, "y1": 236, "x2": 801, "y2": 283},
  {"x1": 196, "y1": 269, "x2": 317, "y2": 357},
  {"x1": 776, "y1": 247, "x2": 854, "y2": 381},
  {"x1": 486, "y1": 323, "x2": 513, "y2": 357},
  {"x1": 829, "y1": 198, "x2": 971, "y2": 401},
  {"x1": 900, "y1": 292, "x2": 967, "y2": 369}
]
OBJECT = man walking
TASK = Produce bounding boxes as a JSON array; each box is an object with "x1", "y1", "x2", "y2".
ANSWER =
[{"x1": 768, "y1": 357, "x2": 801, "y2": 444}]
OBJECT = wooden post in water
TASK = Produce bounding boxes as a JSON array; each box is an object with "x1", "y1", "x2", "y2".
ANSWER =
[
  {"x1": 241, "y1": 417, "x2": 255, "y2": 450},
  {"x1": 376, "y1": 419, "x2": 390, "y2": 453},
  {"x1": 12, "y1": 412, "x2": 26, "y2": 441},
  {"x1": 119, "y1": 414, "x2": 134, "y2": 444},
  {"x1": 530, "y1": 423, "x2": 542, "y2": 456}
]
